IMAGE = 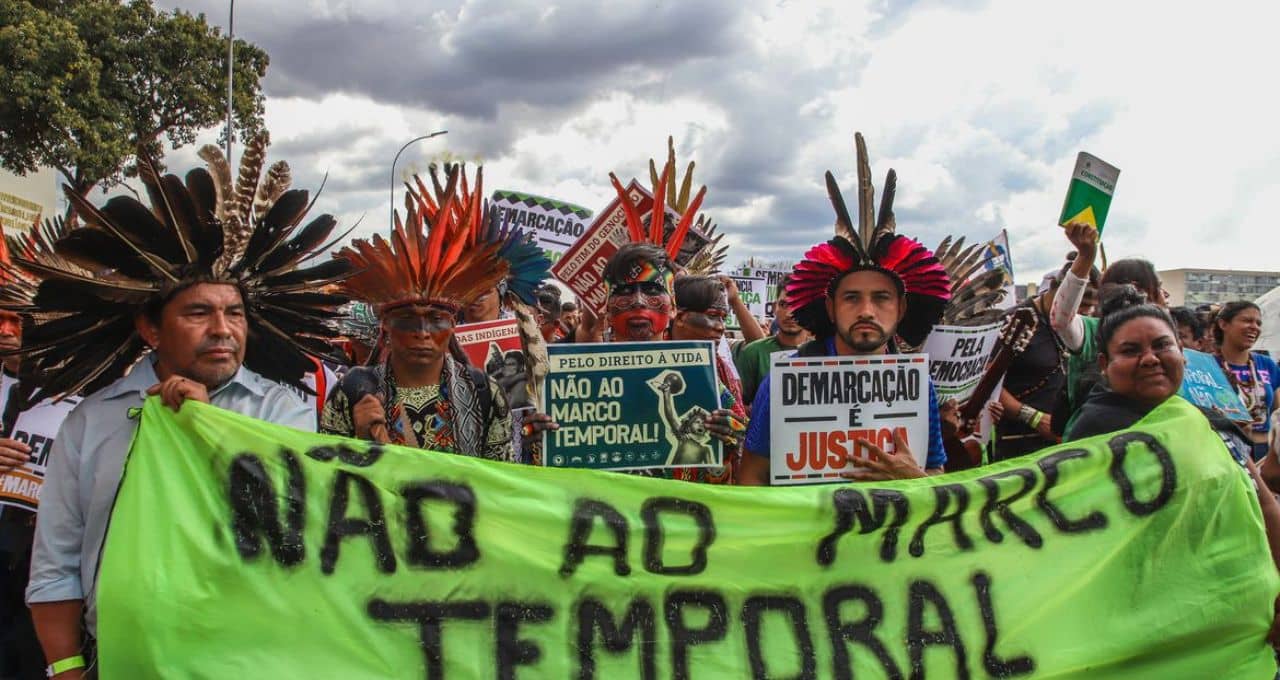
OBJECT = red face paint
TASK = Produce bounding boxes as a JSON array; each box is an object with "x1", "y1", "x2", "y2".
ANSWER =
[{"x1": 607, "y1": 282, "x2": 673, "y2": 342}]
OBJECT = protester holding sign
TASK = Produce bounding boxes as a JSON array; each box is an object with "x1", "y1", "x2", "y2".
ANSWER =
[
  {"x1": 324, "y1": 165, "x2": 515, "y2": 462},
  {"x1": 0, "y1": 240, "x2": 79, "y2": 679},
  {"x1": 529, "y1": 145, "x2": 748, "y2": 481},
  {"x1": 1068, "y1": 288, "x2": 1202, "y2": 441},
  {"x1": 739, "y1": 133, "x2": 949, "y2": 484},
  {"x1": 14, "y1": 141, "x2": 341, "y2": 678},
  {"x1": 534, "y1": 247, "x2": 744, "y2": 481},
  {"x1": 1063, "y1": 286, "x2": 1280, "y2": 646},
  {"x1": 718, "y1": 275, "x2": 766, "y2": 343},
  {"x1": 1213, "y1": 301, "x2": 1280, "y2": 460},
  {"x1": 734, "y1": 275, "x2": 811, "y2": 404}
]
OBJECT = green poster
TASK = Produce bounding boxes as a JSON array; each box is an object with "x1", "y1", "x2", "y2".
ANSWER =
[
  {"x1": 96, "y1": 396, "x2": 1278, "y2": 678},
  {"x1": 542, "y1": 341, "x2": 722, "y2": 470}
]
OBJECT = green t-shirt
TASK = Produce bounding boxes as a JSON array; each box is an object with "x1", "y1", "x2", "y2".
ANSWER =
[
  {"x1": 735, "y1": 336, "x2": 799, "y2": 406},
  {"x1": 1063, "y1": 315, "x2": 1100, "y2": 435}
]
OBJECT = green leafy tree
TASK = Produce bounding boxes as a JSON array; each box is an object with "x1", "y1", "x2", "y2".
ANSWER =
[{"x1": 0, "y1": 0, "x2": 268, "y2": 209}]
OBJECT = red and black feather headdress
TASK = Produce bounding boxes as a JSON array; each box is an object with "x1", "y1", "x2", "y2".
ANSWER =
[
  {"x1": 787, "y1": 133, "x2": 951, "y2": 346},
  {"x1": 604, "y1": 138, "x2": 728, "y2": 282},
  {"x1": 337, "y1": 164, "x2": 510, "y2": 313},
  {"x1": 1, "y1": 134, "x2": 355, "y2": 400}
]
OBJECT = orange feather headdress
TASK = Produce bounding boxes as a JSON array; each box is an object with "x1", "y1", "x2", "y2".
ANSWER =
[{"x1": 337, "y1": 165, "x2": 509, "y2": 313}]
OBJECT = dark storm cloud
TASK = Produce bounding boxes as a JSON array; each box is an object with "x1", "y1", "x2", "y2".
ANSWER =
[
  {"x1": 158, "y1": 0, "x2": 1122, "y2": 275},
  {"x1": 169, "y1": 0, "x2": 745, "y2": 119}
]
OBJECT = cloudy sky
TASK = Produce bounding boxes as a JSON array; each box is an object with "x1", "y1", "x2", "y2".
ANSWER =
[{"x1": 159, "y1": 0, "x2": 1280, "y2": 283}]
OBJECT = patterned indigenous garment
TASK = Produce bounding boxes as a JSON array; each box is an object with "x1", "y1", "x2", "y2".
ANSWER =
[{"x1": 321, "y1": 358, "x2": 514, "y2": 462}]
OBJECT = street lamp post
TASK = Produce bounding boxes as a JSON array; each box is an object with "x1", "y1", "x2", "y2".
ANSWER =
[{"x1": 390, "y1": 131, "x2": 449, "y2": 227}]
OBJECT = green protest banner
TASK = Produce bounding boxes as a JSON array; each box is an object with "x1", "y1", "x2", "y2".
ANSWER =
[{"x1": 97, "y1": 396, "x2": 1278, "y2": 678}]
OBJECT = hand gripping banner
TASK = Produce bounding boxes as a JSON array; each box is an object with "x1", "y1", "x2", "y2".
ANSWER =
[{"x1": 96, "y1": 396, "x2": 1279, "y2": 678}]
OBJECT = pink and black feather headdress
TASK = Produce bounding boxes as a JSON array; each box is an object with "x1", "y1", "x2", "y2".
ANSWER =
[{"x1": 786, "y1": 133, "x2": 951, "y2": 346}]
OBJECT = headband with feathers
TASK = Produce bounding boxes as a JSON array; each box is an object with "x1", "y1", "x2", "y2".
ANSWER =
[
  {"x1": 1, "y1": 135, "x2": 355, "y2": 401},
  {"x1": 337, "y1": 164, "x2": 510, "y2": 314},
  {"x1": 787, "y1": 132, "x2": 951, "y2": 346},
  {"x1": 607, "y1": 137, "x2": 728, "y2": 277}
]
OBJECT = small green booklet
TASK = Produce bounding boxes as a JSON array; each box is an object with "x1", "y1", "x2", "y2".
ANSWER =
[{"x1": 1059, "y1": 152, "x2": 1120, "y2": 234}]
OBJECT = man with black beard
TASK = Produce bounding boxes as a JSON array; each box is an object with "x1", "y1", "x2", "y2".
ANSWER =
[{"x1": 738, "y1": 135, "x2": 950, "y2": 485}]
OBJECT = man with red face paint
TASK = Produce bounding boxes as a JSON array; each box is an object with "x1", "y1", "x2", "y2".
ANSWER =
[{"x1": 526, "y1": 244, "x2": 747, "y2": 483}]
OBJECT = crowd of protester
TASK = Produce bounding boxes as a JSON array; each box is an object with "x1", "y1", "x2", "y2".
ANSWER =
[{"x1": 0, "y1": 137, "x2": 1276, "y2": 678}]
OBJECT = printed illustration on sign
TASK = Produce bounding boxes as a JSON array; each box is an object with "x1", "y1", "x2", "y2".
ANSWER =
[
  {"x1": 769, "y1": 354, "x2": 929, "y2": 485},
  {"x1": 1180, "y1": 348, "x2": 1251, "y2": 422},
  {"x1": 648, "y1": 370, "x2": 716, "y2": 466},
  {"x1": 542, "y1": 341, "x2": 722, "y2": 470},
  {"x1": 454, "y1": 319, "x2": 528, "y2": 408}
]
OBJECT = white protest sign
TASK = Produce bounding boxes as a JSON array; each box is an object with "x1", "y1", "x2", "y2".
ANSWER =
[
  {"x1": 923, "y1": 323, "x2": 1001, "y2": 404},
  {"x1": 727, "y1": 275, "x2": 766, "y2": 330},
  {"x1": 736, "y1": 266, "x2": 791, "y2": 318},
  {"x1": 924, "y1": 322, "x2": 1003, "y2": 449},
  {"x1": 490, "y1": 190, "x2": 593, "y2": 265},
  {"x1": 768, "y1": 354, "x2": 930, "y2": 486}
]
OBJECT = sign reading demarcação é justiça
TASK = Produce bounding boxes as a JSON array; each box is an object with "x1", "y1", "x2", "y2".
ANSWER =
[{"x1": 770, "y1": 354, "x2": 930, "y2": 485}]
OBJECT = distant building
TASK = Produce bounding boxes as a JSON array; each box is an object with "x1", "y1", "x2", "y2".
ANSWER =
[
  {"x1": 1161, "y1": 268, "x2": 1280, "y2": 307},
  {"x1": 0, "y1": 166, "x2": 59, "y2": 234}
]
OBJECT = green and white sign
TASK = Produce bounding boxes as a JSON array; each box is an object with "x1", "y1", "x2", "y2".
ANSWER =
[
  {"x1": 1059, "y1": 152, "x2": 1120, "y2": 234},
  {"x1": 491, "y1": 189, "x2": 593, "y2": 264}
]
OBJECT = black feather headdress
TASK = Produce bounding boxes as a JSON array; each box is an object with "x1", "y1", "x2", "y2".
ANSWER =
[
  {"x1": 786, "y1": 132, "x2": 952, "y2": 345},
  {"x1": 2, "y1": 135, "x2": 355, "y2": 400}
]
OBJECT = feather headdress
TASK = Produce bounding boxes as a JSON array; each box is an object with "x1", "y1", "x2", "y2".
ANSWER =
[
  {"x1": 786, "y1": 132, "x2": 951, "y2": 346},
  {"x1": 419, "y1": 165, "x2": 558, "y2": 308},
  {"x1": 1, "y1": 136, "x2": 355, "y2": 401},
  {"x1": 606, "y1": 137, "x2": 727, "y2": 277},
  {"x1": 933, "y1": 235, "x2": 1010, "y2": 327},
  {"x1": 337, "y1": 164, "x2": 510, "y2": 313}
]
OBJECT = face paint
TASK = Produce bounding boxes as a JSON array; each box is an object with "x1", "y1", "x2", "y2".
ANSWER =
[
  {"x1": 681, "y1": 310, "x2": 728, "y2": 331},
  {"x1": 623, "y1": 260, "x2": 675, "y2": 288},
  {"x1": 607, "y1": 282, "x2": 673, "y2": 342},
  {"x1": 385, "y1": 314, "x2": 455, "y2": 334}
]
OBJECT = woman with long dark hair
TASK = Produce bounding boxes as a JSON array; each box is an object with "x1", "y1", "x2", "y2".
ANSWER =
[{"x1": 1214, "y1": 301, "x2": 1280, "y2": 460}]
